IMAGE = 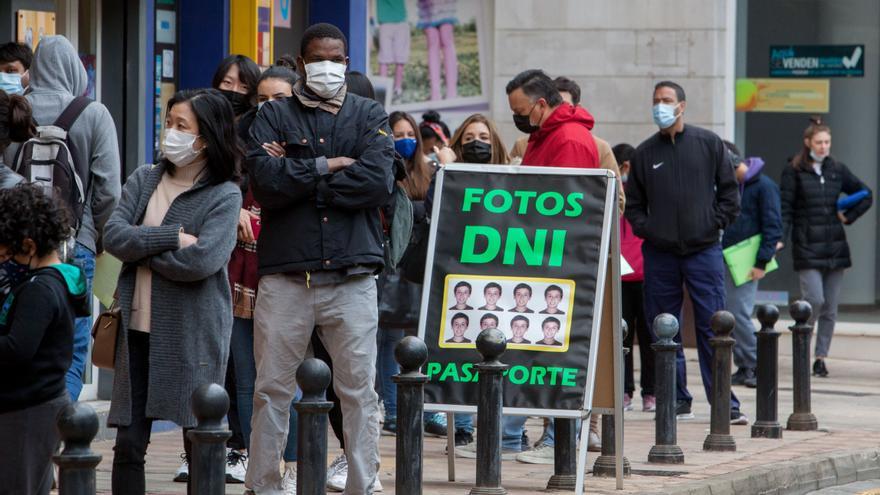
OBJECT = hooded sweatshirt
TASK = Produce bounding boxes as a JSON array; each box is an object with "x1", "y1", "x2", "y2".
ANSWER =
[
  {"x1": 8, "y1": 36, "x2": 121, "y2": 254},
  {"x1": 521, "y1": 103, "x2": 600, "y2": 167},
  {"x1": 0, "y1": 263, "x2": 88, "y2": 413},
  {"x1": 721, "y1": 157, "x2": 782, "y2": 270}
]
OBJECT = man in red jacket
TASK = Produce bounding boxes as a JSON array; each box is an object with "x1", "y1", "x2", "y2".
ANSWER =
[{"x1": 506, "y1": 69, "x2": 599, "y2": 167}]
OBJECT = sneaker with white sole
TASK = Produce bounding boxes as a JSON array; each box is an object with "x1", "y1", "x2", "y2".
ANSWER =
[
  {"x1": 372, "y1": 477, "x2": 383, "y2": 492},
  {"x1": 226, "y1": 449, "x2": 247, "y2": 483},
  {"x1": 326, "y1": 454, "x2": 348, "y2": 492},
  {"x1": 588, "y1": 431, "x2": 602, "y2": 452},
  {"x1": 281, "y1": 465, "x2": 296, "y2": 495},
  {"x1": 515, "y1": 443, "x2": 555, "y2": 464},
  {"x1": 173, "y1": 453, "x2": 188, "y2": 482}
]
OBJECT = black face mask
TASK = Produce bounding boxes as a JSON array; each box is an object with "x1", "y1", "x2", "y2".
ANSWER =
[
  {"x1": 461, "y1": 140, "x2": 493, "y2": 164},
  {"x1": 219, "y1": 89, "x2": 252, "y2": 116},
  {"x1": 512, "y1": 102, "x2": 540, "y2": 134}
]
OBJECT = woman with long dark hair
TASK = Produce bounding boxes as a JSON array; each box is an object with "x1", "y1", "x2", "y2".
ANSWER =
[
  {"x1": 780, "y1": 117, "x2": 872, "y2": 377},
  {"x1": 103, "y1": 89, "x2": 242, "y2": 494},
  {"x1": 212, "y1": 54, "x2": 261, "y2": 119}
]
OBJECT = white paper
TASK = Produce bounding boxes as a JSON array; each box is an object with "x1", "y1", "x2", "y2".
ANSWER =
[
  {"x1": 621, "y1": 255, "x2": 634, "y2": 277},
  {"x1": 162, "y1": 49, "x2": 174, "y2": 79}
]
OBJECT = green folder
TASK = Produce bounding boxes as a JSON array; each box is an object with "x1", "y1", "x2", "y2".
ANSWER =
[{"x1": 723, "y1": 234, "x2": 778, "y2": 287}]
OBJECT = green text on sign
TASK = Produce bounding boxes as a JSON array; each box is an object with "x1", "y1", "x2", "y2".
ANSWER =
[{"x1": 426, "y1": 361, "x2": 579, "y2": 387}]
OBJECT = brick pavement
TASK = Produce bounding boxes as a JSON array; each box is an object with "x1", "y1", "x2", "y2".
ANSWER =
[{"x1": 79, "y1": 350, "x2": 880, "y2": 494}]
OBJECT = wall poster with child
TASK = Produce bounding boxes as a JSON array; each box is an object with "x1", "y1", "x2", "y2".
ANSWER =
[{"x1": 419, "y1": 164, "x2": 618, "y2": 417}]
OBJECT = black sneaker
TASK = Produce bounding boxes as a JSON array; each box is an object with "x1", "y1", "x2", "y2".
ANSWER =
[
  {"x1": 730, "y1": 410, "x2": 749, "y2": 425},
  {"x1": 743, "y1": 368, "x2": 757, "y2": 388},
  {"x1": 731, "y1": 367, "x2": 748, "y2": 386},
  {"x1": 454, "y1": 430, "x2": 473, "y2": 446},
  {"x1": 675, "y1": 400, "x2": 694, "y2": 420},
  {"x1": 813, "y1": 359, "x2": 829, "y2": 377}
]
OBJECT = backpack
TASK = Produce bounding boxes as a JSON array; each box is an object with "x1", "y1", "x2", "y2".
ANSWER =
[{"x1": 14, "y1": 96, "x2": 91, "y2": 231}]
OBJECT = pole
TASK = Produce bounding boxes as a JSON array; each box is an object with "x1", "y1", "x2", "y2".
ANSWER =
[
  {"x1": 54, "y1": 402, "x2": 102, "y2": 495},
  {"x1": 468, "y1": 328, "x2": 509, "y2": 495},
  {"x1": 703, "y1": 311, "x2": 736, "y2": 452},
  {"x1": 752, "y1": 304, "x2": 783, "y2": 439},
  {"x1": 647, "y1": 313, "x2": 684, "y2": 464},
  {"x1": 295, "y1": 358, "x2": 333, "y2": 495},
  {"x1": 187, "y1": 383, "x2": 232, "y2": 495},
  {"x1": 393, "y1": 336, "x2": 429, "y2": 495},
  {"x1": 787, "y1": 300, "x2": 818, "y2": 431}
]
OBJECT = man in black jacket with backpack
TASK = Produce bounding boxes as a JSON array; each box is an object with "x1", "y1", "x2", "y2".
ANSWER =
[{"x1": 625, "y1": 81, "x2": 746, "y2": 423}]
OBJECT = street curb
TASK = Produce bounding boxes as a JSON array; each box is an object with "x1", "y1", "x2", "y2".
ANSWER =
[{"x1": 638, "y1": 448, "x2": 880, "y2": 495}]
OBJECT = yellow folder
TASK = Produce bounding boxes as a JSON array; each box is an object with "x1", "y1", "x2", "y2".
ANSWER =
[{"x1": 723, "y1": 234, "x2": 778, "y2": 287}]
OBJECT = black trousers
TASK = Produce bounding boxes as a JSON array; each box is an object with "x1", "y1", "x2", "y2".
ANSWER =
[
  {"x1": 623, "y1": 281, "x2": 656, "y2": 396},
  {"x1": 112, "y1": 330, "x2": 193, "y2": 495}
]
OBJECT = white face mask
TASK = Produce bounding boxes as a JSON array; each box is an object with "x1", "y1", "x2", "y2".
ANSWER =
[
  {"x1": 304, "y1": 60, "x2": 346, "y2": 99},
  {"x1": 163, "y1": 128, "x2": 203, "y2": 167}
]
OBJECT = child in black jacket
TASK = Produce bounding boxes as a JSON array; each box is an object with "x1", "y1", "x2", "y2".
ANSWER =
[{"x1": 0, "y1": 184, "x2": 89, "y2": 495}]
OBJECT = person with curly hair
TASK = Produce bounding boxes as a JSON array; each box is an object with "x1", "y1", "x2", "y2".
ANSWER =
[
  {"x1": 0, "y1": 184, "x2": 89, "y2": 495},
  {"x1": 102, "y1": 89, "x2": 242, "y2": 494}
]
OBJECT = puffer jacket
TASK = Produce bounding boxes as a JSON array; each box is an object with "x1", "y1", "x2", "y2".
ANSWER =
[{"x1": 780, "y1": 156, "x2": 872, "y2": 270}]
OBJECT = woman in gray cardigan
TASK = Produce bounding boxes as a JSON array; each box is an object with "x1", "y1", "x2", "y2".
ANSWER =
[{"x1": 103, "y1": 89, "x2": 242, "y2": 495}]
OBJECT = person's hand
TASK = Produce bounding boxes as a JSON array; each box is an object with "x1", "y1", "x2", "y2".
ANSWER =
[
  {"x1": 262, "y1": 141, "x2": 286, "y2": 158},
  {"x1": 750, "y1": 267, "x2": 766, "y2": 281},
  {"x1": 838, "y1": 211, "x2": 849, "y2": 224},
  {"x1": 179, "y1": 232, "x2": 198, "y2": 249},
  {"x1": 237, "y1": 209, "x2": 259, "y2": 243},
  {"x1": 776, "y1": 241, "x2": 784, "y2": 251},
  {"x1": 327, "y1": 156, "x2": 356, "y2": 172},
  {"x1": 434, "y1": 145, "x2": 457, "y2": 165}
]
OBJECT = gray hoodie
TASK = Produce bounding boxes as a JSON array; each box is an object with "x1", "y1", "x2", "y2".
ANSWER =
[{"x1": 11, "y1": 35, "x2": 121, "y2": 253}]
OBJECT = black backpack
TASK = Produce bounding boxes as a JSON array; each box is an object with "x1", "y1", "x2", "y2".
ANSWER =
[{"x1": 14, "y1": 96, "x2": 91, "y2": 231}]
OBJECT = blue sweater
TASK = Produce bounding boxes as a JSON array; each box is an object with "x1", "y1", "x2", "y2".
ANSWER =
[{"x1": 721, "y1": 174, "x2": 783, "y2": 269}]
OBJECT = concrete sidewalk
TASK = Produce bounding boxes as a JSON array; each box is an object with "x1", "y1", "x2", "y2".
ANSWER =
[{"x1": 81, "y1": 350, "x2": 880, "y2": 494}]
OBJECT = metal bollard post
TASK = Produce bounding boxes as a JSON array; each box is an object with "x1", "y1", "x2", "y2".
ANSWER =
[
  {"x1": 592, "y1": 414, "x2": 632, "y2": 477},
  {"x1": 546, "y1": 417, "x2": 577, "y2": 490},
  {"x1": 295, "y1": 358, "x2": 333, "y2": 495},
  {"x1": 187, "y1": 383, "x2": 232, "y2": 495},
  {"x1": 752, "y1": 304, "x2": 783, "y2": 439},
  {"x1": 54, "y1": 402, "x2": 102, "y2": 495},
  {"x1": 393, "y1": 336, "x2": 429, "y2": 495},
  {"x1": 647, "y1": 314, "x2": 684, "y2": 464},
  {"x1": 469, "y1": 328, "x2": 509, "y2": 495},
  {"x1": 703, "y1": 311, "x2": 736, "y2": 452},
  {"x1": 787, "y1": 300, "x2": 818, "y2": 431}
]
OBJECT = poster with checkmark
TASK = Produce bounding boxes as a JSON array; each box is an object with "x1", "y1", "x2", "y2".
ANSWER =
[{"x1": 770, "y1": 45, "x2": 864, "y2": 77}]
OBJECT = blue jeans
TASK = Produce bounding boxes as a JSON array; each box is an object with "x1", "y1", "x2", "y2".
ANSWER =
[
  {"x1": 724, "y1": 271, "x2": 758, "y2": 370},
  {"x1": 66, "y1": 243, "x2": 94, "y2": 401},
  {"x1": 376, "y1": 326, "x2": 405, "y2": 419},
  {"x1": 230, "y1": 317, "x2": 299, "y2": 462},
  {"x1": 643, "y1": 243, "x2": 740, "y2": 410}
]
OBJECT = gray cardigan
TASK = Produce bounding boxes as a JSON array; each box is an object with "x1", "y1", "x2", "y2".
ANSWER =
[{"x1": 103, "y1": 162, "x2": 241, "y2": 427}]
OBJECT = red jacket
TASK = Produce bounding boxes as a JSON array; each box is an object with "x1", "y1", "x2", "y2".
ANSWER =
[
  {"x1": 521, "y1": 103, "x2": 600, "y2": 167},
  {"x1": 621, "y1": 215, "x2": 644, "y2": 282}
]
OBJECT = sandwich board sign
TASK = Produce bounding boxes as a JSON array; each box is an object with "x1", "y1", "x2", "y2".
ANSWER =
[{"x1": 418, "y1": 164, "x2": 625, "y2": 492}]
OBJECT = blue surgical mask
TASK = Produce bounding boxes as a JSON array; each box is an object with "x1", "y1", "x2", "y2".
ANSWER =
[
  {"x1": 394, "y1": 137, "x2": 418, "y2": 160},
  {"x1": 652, "y1": 103, "x2": 680, "y2": 129},
  {"x1": 0, "y1": 72, "x2": 23, "y2": 95}
]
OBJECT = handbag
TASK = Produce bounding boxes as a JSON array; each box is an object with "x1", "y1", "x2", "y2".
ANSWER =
[
  {"x1": 377, "y1": 273, "x2": 423, "y2": 329},
  {"x1": 90, "y1": 300, "x2": 120, "y2": 369}
]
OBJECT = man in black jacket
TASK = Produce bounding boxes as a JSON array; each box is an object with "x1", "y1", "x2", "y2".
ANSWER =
[
  {"x1": 245, "y1": 23, "x2": 394, "y2": 495},
  {"x1": 625, "y1": 81, "x2": 745, "y2": 423}
]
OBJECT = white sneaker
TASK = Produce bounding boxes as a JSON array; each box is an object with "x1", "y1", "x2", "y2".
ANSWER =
[
  {"x1": 281, "y1": 466, "x2": 297, "y2": 495},
  {"x1": 173, "y1": 453, "x2": 188, "y2": 482},
  {"x1": 372, "y1": 477, "x2": 383, "y2": 492},
  {"x1": 588, "y1": 431, "x2": 602, "y2": 452},
  {"x1": 514, "y1": 443, "x2": 555, "y2": 465},
  {"x1": 326, "y1": 454, "x2": 348, "y2": 492},
  {"x1": 225, "y1": 449, "x2": 247, "y2": 484}
]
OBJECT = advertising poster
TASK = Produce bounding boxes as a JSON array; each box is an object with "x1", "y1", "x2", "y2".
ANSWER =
[
  {"x1": 735, "y1": 78, "x2": 830, "y2": 113},
  {"x1": 420, "y1": 165, "x2": 615, "y2": 416},
  {"x1": 368, "y1": 0, "x2": 488, "y2": 116},
  {"x1": 770, "y1": 45, "x2": 864, "y2": 77},
  {"x1": 16, "y1": 10, "x2": 55, "y2": 50}
]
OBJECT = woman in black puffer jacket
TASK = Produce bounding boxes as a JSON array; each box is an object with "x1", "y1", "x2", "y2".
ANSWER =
[{"x1": 780, "y1": 118, "x2": 872, "y2": 378}]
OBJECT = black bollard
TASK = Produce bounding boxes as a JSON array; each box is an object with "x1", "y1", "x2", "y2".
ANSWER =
[
  {"x1": 703, "y1": 311, "x2": 736, "y2": 452},
  {"x1": 295, "y1": 358, "x2": 333, "y2": 495},
  {"x1": 752, "y1": 304, "x2": 783, "y2": 439},
  {"x1": 187, "y1": 383, "x2": 232, "y2": 495},
  {"x1": 393, "y1": 336, "x2": 429, "y2": 495},
  {"x1": 647, "y1": 314, "x2": 684, "y2": 464},
  {"x1": 546, "y1": 417, "x2": 577, "y2": 490},
  {"x1": 787, "y1": 301, "x2": 818, "y2": 431},
  {"x1": 593, "y1": 413, "x2": 632, "y2": 477},
  {"x1": 469, "y1": 328, "x2": 509, "y2": 495},
  {"x1": 54, "y1": 402, "x2": 102, "y2": 495}
]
